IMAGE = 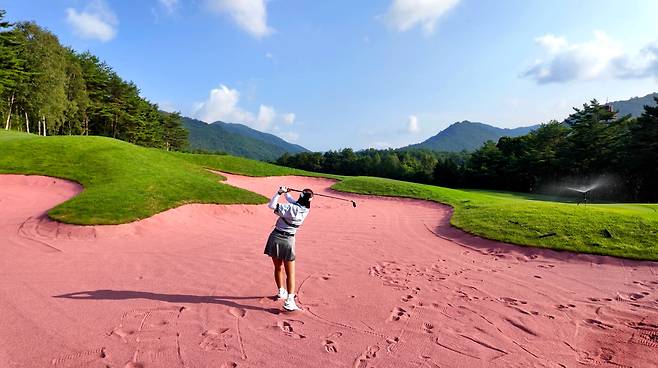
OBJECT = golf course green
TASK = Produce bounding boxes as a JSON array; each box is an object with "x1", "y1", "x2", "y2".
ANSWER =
[{"x1": 1, "y1": 130, "x2": 657, "y2": 260}]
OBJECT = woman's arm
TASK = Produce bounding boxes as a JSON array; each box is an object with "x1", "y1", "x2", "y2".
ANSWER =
[
  {"x1": 268, "y1": 186, "x2": 288, "y2": 210},
  {"x1": 267, "y1": 192, "x2": 280, "y2": 210},
  {"x1": 285, "y1": 193, "x2": 296, "y2": 203}
]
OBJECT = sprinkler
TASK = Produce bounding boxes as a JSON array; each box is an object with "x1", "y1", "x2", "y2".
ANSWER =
[{"x1": 567, "y1": 187, "x2": 591, "y2": 205}]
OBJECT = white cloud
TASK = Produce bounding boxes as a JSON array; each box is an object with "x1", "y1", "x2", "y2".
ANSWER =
[
  {"x1": 279, "y1": 132, "x2": 300, "y2": 142},
  {"x1": 66, "y1": 0, "x2": 118, "y2": 42},
  {"x1": 159, "y1": 0, "x2": 180, "y2": 14},
  {"x1": 385, "y1": 0, "x2": 460, "y2": 34},
  {"x1": 615, "y1": 41, "x2": 658, "y2": 80},
  {"x1": 535, "y1": 34, "x2": 567, "y2": 54},
  {"x1": 524, "y1": 31, "x2": 658, "y2": 83},
  {"x1": 192, "y1": 85, "x2": 254, "y2": 124},
  {"x1": 282, "y1": 113, "x2": 296, "y2": 124},
  {"x1": 206, "y1": 0, "x2": 273, "y2": 38},
  {"x1": 407, "y1": 115, "x2": 420, "y2": 133},
  {"x1": 255, "y1": 104, "x2": 276, "y2": 130},
  {"x1": 192, "y1": 84, "x2": 295, "y2": 133}
]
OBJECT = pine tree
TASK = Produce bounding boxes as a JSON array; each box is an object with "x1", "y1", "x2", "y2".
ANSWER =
[
  {"x1": 0, "y1": 10, "x2": 26, "y2": 130},
  {"x1": 62, "y1": 48, "x2": 89, "y2": 135},
  {"x1": 161, "y1": 111, "x2": 188, "y2": 151},
  {"x1": 628, "y1": 97, "x2": 658, "y2": 201},
  {"x1": 14, "y1": 22, "x2": 68, "y2": 135}
]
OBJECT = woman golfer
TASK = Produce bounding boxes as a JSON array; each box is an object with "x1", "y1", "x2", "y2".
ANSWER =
[{"x1": 265, "y1": 186, "x2": 313, "y2": 311}]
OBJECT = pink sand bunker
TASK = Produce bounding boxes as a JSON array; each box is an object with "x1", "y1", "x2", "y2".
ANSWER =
[{"x1": 0, "y1": 173, "x2": 656, "y2": 368}]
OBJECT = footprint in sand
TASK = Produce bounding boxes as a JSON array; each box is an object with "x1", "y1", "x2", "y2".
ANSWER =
[
  {"x1": 555, "y1": 304, "x2": 576, "y2": 311},
  {"x1": 353, "y1": 345, "x2": 380, "y2": 368},
  {"x1": 575, "y1": 346, "x2": 628, "y2": 367},
  {"x1": 199, "y1": 328, "x2": 232, "y2": 352},
  {"x1": 322, "y1": 332, "x2": 342, "y2": 353},
  {"x1": 50, "y1": 348, "x2": 108, "y2": 368},
  {"x1": 499, "y1": 297, "x2": 527, "y2": 306},
  {"x1": 388, "y1": 307, "x2": 410, "y2": 322},
  {"x1": 419, "y1": 355, "x2": 442, "y2": 368},
  {"x1": 276, "y1": 319, "x2": 306, "y2": 339},
  {"x1": 631, "y1": 331, "x2": 658, "y2": 348},
  {"x1": 584, "y1": 319, "x2": 614, "y2": 330},
  {"x1": 402, "y1": 294, "x2": 414, "y2": 302},
  {"x1": 422, "y1": 322, "x2": 435, "y2": 334},
  {"x1": 220, "y1": 362, "x2": 238, "y2": 368},
  {"x1": 111, "y1": 307, "x2": 185, "y2": 366},
  {"x1": 630, "y1": 292, "x2": 650, "y2": 300},
  {"x1": 385, "y1": 337, "x2": 400, "y2": 353}
]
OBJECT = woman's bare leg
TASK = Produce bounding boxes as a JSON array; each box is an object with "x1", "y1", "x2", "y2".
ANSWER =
[
  {"x1": 271, "y1": 257, "x2": 284, "y2": 289},
  {"x1": 284, "y1": 260, "x2": 296, "y2": 295}
]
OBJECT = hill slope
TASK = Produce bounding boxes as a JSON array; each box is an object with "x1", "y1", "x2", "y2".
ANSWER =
[
  {"x1": 405, "y1": 121, "x2": 540, "y2": 152},
  {"x1": 183, "y1": 117, "x2": 308, "y2": 161},
  {"x1": 610, "y1": 92, "x2": 658, "y2": 117},
  {"x1": 0, "y1": 130, "x2": 266, "y2": 224}
]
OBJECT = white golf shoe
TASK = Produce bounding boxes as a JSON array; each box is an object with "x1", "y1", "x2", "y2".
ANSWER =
[
  {"x1": 283, "y1": 294, "x2": 302, "y2": 311},
  {"x1": 277, "y1": 288, "x2": 288, "y2": 300}
]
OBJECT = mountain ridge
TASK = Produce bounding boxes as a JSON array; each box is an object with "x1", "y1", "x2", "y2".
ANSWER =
[
  {"x1": 404, "y1": 120, "x2": 540, "y2": 152},
  {"x1": 610, "y1": 92, "x2": 658, "y2": 117},
  {"x1": 182, "y1": 117, "x2": 309, "y2": 161}
]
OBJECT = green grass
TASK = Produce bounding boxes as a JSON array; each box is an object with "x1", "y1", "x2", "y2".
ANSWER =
[
  {"x1": 333, "y1": 176, "x2": 658, "y2": 260},
  {"x1": 0, "y1": 131, "x2": 266, "y2": 224},
  {"x1": 2, "y1": 130, "x2": 657, "y2": 260}
]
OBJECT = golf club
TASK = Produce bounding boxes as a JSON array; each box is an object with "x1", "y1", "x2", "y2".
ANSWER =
[{"x1": 288, "y1": 188, "x2": 357, "y2": 208}]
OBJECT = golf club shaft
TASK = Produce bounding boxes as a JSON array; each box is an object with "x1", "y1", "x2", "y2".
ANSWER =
[{"x1": 288, "y1": 188, "x2": 356, "y2": 206}]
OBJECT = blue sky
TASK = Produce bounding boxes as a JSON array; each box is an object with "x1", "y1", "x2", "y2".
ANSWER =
[{"x1": 3, "y1": 0, "x2": 658, "y2": 151}]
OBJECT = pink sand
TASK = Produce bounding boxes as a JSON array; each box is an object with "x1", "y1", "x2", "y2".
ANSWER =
[{"x1": 0, "y1": 173, "x2": 656, "y2": 368}]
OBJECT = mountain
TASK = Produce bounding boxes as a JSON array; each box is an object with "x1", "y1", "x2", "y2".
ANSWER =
[
  {"x1": 404, "y1": 121, "x2": 540, "y2": 152},
  {"x1": 610, "y1": 92, "x2": 658, "y2": 117},
  {"x1": 182, "y1": 117, "x2": 309, "y2": 161}
]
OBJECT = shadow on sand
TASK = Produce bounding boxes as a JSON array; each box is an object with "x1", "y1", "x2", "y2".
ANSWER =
[{"x1": 53, "y1": 289, "x2": 281, "y2": 314}]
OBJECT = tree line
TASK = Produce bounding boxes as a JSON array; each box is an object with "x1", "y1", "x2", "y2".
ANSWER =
[
  {"x1": 277, "y1": 148, "x2": 468, "y2": 183},
  {"x1": 0, "y1": 10, "x2": 187, "y2": 150},
  {"x1": 278, "y1": 100, "x2": 658, "y2": 202}
]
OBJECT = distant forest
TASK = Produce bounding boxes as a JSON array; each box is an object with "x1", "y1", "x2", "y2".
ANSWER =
[
  {"x1": 278, "y1": 100, "x2": 658, "y2": 202},
  {"x1": 0, "y1": 10, "x2": 187, "y2": 150}
]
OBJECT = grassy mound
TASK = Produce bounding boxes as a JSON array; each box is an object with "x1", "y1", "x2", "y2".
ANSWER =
[
  {"x1": 2, "y1": 130, "x2": 657, "y2": 260},
  {"x1": 0, "y1": 131, "x2": 266, "y2": 224}
]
